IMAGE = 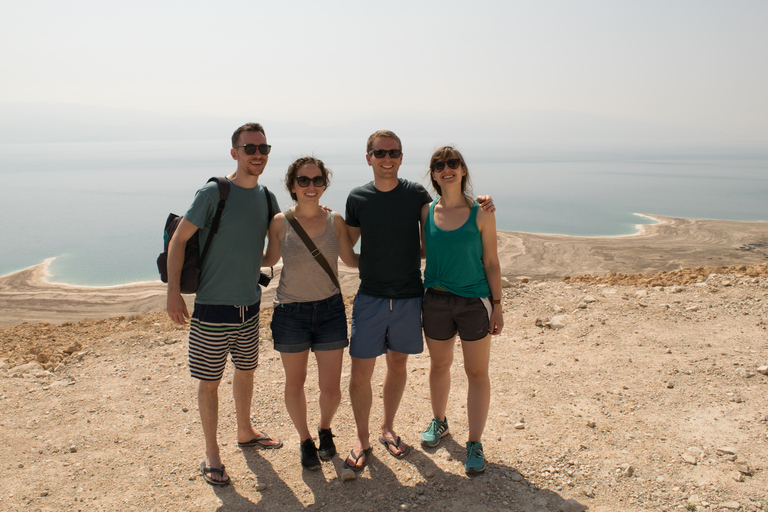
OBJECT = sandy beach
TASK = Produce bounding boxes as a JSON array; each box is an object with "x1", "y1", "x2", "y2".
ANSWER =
[{"x1": 1, "y1": 215, "x2": 766, "y2": 326}]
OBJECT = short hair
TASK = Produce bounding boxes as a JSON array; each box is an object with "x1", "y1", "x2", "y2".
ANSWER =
[
  {"x1": 428, "y1": 146, "x2": 473, "y2": 202},
  {"x1": 231, "y1": 123, "x2": 266, "y2": 147},
  {"x1": 366, "y1": 130, "x2": 402, "y2": 153},
  {"x1": 285, "y1": 156, "x2": 333, "y2": 201}
]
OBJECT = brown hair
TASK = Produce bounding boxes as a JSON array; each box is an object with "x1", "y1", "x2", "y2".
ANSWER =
[
  {"x1": 366, "y1": 130, "x2": 402, "y2": 153},
  {"x1": 231, "y1": 122, "x2": 266, "y2": 147},
  {"x1": 428, "y1": 146, "x2": 473, "y2": 202},
  {"x1": 285, "y1": 156, "x2": 332, "y2": 201}
]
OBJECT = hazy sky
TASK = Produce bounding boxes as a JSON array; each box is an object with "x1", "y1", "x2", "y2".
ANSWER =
[{"x1": 2, "y1": 0, "x2": 767, "y2": 140}]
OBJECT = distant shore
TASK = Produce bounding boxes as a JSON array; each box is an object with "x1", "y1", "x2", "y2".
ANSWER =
[{"x1": 1, "y1": 214, "x2": 767, "y2": 326}]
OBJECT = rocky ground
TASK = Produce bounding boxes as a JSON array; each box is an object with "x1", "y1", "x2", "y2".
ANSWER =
[{"x1": 1, "y1": 264, "x2": 768, "y2": 512}]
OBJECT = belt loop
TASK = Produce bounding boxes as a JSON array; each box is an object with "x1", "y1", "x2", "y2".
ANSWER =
[{"x1": 390, "y1": 299, "x2": 393, "y2": 312}]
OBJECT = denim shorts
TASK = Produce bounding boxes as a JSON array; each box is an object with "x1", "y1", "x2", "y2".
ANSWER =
[
  {"x1": 271, "y1": 294, "x2": 349, "y2": 353},
  {"x1": 349, "y1": 293, "x2": 424, "y2": 359},
  {"x1": 422, "y1": 288, "x2": 491, "y2": 342}
]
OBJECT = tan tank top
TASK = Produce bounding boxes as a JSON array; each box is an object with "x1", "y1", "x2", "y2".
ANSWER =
[{"x1": 274, "y1": 211, "x2": 340, "y2": 304}]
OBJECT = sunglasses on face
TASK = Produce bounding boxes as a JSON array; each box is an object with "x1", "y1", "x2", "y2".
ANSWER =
[
  {"x1": 294, "y1": 175, "x2": 326, "y2": 187},
  {"x1": 368, "y1": 149, "x2": 402, "y2": 159},
  {"x1": 431, "y1": 159, "x2": 461, "y2": 172},
  {"x1": 234, "y1": 143, "x2": 272, "y2": 155}
]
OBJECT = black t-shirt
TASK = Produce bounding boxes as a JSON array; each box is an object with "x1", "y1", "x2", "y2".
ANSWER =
[{"x1": 345, "y1": 179, "x2": 432, "y2": 298}]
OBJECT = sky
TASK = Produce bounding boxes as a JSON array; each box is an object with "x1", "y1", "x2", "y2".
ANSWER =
[{"x1": 1, "y1": 0, "x2": 767, "y2": 143}]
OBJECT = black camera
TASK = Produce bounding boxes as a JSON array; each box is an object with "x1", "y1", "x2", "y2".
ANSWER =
[{"x1": 259, "y1": 267, "x2": 273, "y2": 287}]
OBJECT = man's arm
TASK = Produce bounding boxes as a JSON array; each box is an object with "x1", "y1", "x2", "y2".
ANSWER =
[
  {"x1": 346, "y1": 224, "x2": 361, "y2": 247},
  {"x1": 166, "y1": 217, "x2": 199, "y2": 325},
  {"x1": 419, "y1": 202, "x2": 429, "y2": 259}
]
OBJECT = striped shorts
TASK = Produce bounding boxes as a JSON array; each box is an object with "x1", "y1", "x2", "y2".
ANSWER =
[{"x1": 188, "y1": 302, "x2": 261, "y2": 381}]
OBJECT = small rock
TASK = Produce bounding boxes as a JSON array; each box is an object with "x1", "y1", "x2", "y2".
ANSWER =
[
  {"x1": 341, "y1": 469, "x2": 356, "y2": 482},
  {"x1": 717, "y1": 446, "x2": 737, "y2": 455},
  {"x1": 634, "y1": 290, "x2": 648, "y2": 299},
  {"x1": 757, "y1": 365, "x2": 768, "y2": 375},
  {"x1": 583, "y1": 295, "x2": 597, "y2": 303},
  {"x1": 424, "y1": 469, "x2": 435, "y2": 478},
  {"x1": 510, "y1": 472, "x2": 523, "y2": 482},
  {"x1": 686, "y1": 305, "x2": 699, "y2": 312},
  {"x1": 621, "y1": 465, "x2": 634, "y2": 477},
  {"x1": 719, "y1": 501, "x2": 741, "y2": 510},
  {"x1": 514, "y1": 423, "x2": 525, "y2": 430},
  {"x1": 736, "y1": 368, "x2": 756, "y2": 379},
  {"x1": 735, "y1": 462, "x2": 752, "y2": 475},
  {"x1": 681, "y1": 453, "x2": 698, "y2": 465},
  {"x1": 255, "y1": 482, "x2": 269, "y2": 491},
  {"x1": 586, "y1": 420, "x2": 596, "y2": 428},
  {"x1": 665, "y1": 382, "x2": 674, "y2": 389},
  {"x1": 731, "y1": 471, "x2": 744, "y2": 482},
  {"x1": 558, "y1": 498, "x2": 588, "y2": 512},
  {"x1": 581, "y1": 486, "x2": 595, "y2": 498}
]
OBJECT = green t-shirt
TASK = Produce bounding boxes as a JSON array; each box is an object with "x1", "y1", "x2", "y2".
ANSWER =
[
  {"x1": 345, "y1": 179, "x2": 432, "y2": 298},
  {"x1": 184, "y1": 179, "x2": 277, "y2": 306}
]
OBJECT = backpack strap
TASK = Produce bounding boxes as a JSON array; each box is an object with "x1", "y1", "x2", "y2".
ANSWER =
[
  {"x1": 284, "y1": 209, "x2": 341, "y2": 292},
  {"x1": 199, "y1": 177, "x2": 229, "y2": 267}
]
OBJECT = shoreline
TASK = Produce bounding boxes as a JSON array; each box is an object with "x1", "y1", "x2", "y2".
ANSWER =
[{"x1": 2, "y1": 214, "x2": 767, "y2": 326}]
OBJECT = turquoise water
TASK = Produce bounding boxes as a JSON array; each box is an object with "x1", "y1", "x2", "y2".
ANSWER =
[{"x1": 1, "y1": 140, "x2": 767, "y2": 285}]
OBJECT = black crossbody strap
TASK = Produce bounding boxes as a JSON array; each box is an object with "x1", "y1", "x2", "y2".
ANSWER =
[
  {"x1": 284, "y1": 210, "x2": 341, "y2": 292},
  {"x1": 198, "y1": 177, "x2": 230, "y2": 269}
]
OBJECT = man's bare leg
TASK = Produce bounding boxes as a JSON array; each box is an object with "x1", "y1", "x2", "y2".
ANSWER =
[
  {"x1": 380, "y1": 350, "x2": 409, "y2": 456},
  {"x1": 346, "y1": 356, "x2": 376, "y2": 468},
  {"x1": 233, "y1": 368, "x2": 281, "y2": 446},
  {"x1": 198, "y1": 379, "x2": 228, "y2": 482}
]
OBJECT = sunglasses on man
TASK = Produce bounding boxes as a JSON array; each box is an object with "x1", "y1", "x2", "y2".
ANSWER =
[
  {"x1": 431, "y1": 159, "x2": 461, "y2": 172},
  {"x1": 294, "y1": 176, "x2": 327, "y2": 187},
  {"x1": 234, "y1": 144, "x2": 272, "y2": 155},
  {"x1": 368, "y1": 149, "x2": 402, "y2": 159}
]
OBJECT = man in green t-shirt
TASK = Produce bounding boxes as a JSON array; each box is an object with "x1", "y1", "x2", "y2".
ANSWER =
[{"x1": 166, "y1": 123, "x2": 282, "y2": 486}]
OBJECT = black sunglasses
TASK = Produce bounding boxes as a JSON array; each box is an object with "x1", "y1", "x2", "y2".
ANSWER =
[
  {"x1": 234, "y1": 144, "x2": 272, "y2": 155},
  {"x1": 368, "y1": 149, "x2": 402, "y2": 159},
  {"x1": 431, "y1": 159, "x2": 461, "y2": 172},
  {"x1": 294, "y1": 176, "x2": 326, "y2": 187}
]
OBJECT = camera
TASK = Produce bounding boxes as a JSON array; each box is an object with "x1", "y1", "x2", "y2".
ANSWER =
[{"x1": 259, "y1": 267, "x2": 273, "y2": 287}]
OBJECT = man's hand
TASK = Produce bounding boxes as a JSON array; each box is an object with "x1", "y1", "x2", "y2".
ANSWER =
[
  {"x1": 167, "y1": 292, "x2": 190, "y2": 325},
  {"x1": 476, "y1": 195, "x2": 495, "y2": 213}
]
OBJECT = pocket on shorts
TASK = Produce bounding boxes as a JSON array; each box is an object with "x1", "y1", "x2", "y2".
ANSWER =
[
  {"x1": 274, "y1": 302, "x2": 299, "y2": 315},
  {"x1": 328, "y1": 294, "x2": 345, "y2": 313}
]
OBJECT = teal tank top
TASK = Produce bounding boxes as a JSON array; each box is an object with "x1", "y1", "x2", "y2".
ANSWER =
[{"x1": 423, "y1": 200, "x2": 491, "y2": 298}]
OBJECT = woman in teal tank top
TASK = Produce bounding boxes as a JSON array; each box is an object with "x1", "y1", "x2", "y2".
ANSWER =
[{"x1": 419, "y1": 146, "x2": 504, "y2": 474}]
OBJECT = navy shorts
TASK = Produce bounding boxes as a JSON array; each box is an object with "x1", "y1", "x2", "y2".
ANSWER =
[
  {"x1": 349, "y1": 293, "x2": 423, "y2": 359},
  {"x1": 271, "y1": 294, "x2": 349, "y2": 353},
  {"x1": 188, "y1": 302, "x2": 261, "y2": 381},
  {"x1": 422, "y1": 288, "x2": 491, "y2": 342}
]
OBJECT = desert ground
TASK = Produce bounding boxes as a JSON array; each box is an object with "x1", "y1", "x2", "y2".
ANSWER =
[{"x1": 1, "y1": 215, "x2": 767, "y2": 512}]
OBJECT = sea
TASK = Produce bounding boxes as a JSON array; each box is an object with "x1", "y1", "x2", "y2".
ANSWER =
[{"x1": 1, "y1": 139, "x2": 767, "y2": 286}]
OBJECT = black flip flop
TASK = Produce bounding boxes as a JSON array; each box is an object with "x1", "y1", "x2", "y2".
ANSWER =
[
  {"x1": 237, "y1": 433, "x2": 283, "y2": 449},
  {"x1": 379, "y1": 435, "x2": 410, "y2": 459},
  {"x1": 343, "y1": 446, "x2": 372, "y2": 472},
  {"x1": 200, "y1": 462, "x2": 230, "y2": 486}
]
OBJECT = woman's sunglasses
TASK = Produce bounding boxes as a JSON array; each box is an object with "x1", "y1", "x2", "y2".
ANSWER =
[
  {"x1": 294, "y1": 176, "x2": 326, "y2": 187},
  {"x1": 431, "y1": 159, "x2": 461, "y2": 172},
  {"x1": 234, "y1": 144, "x2": 272, "y2": 155}
]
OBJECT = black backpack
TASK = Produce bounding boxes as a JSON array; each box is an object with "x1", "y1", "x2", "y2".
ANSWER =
[{"x1": 157, "y1": 177, "x2": 274, "y2": 294}]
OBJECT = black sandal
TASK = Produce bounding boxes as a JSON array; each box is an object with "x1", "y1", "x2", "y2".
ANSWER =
[{"x1": 343, "y1": 446, "x2": 372, "y2": 472}]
